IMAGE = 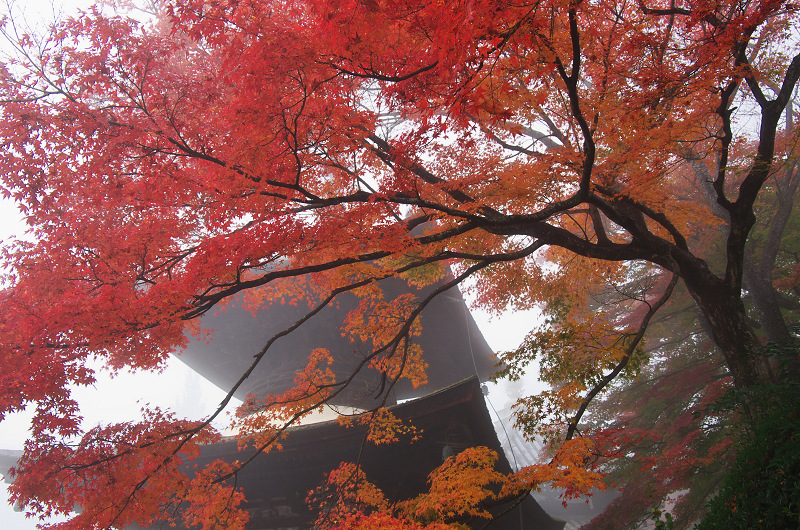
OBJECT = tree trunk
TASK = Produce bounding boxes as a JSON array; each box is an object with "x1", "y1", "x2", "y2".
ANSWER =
[
  {"x1": 742, "y1": 162, "x2": 799, "y2": 344},
  {"x1": 683, "y1": 274, "x2": 774, "y2": 388},
  {"x1": 744, "y1": 256, "x2": 791, "y2": 343}
]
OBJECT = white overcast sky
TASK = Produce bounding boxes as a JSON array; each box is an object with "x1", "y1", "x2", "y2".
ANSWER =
[{"x1": 0, "y1": 2, "x2": 542, "y2": 526}]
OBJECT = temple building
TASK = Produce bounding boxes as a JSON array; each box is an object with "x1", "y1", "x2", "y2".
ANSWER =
[
  {"x1": 1, "y1": 275, "x2": 568, "y2": 529},
  {"x1": 188, "y1": 377, "x2": 564, "y2": 530},
  {"x1": 174, "y1": 275, "x2": 566, "y2": 529}
]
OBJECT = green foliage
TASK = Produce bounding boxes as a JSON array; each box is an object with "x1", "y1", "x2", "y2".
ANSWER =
[
  {"x1": 651, "y1": 507, "x2": 676, "y2": 530},
  {"x1": 695, "y1": 352, "x2": 800, "y2": 530},
  {"x1": 623, "y1": 340, "x2": 649, "y2": 381}
]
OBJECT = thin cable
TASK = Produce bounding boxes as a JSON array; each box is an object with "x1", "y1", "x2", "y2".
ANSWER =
[
  {"x1": 462, "y1": 298, "x2": 481, "y2": 381},
  {"x1": 455, "y1": 295, "x2": 521, "y2": 472},
  {"x1": 458, "y1": 296, "x2": 526, "y2": 529}
]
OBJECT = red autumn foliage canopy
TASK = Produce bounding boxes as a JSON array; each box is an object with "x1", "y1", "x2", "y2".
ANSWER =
[{"x1": 0, "y1": 0, "x2": 798, "y2": 526}]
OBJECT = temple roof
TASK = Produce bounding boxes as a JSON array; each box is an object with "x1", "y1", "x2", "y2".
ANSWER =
[
  {"x1": 176, "y1": 276, "x2": 497, "y2": 407},
  {"x1": 0, "y1": 449, "x2": 22, "y2": 485}
]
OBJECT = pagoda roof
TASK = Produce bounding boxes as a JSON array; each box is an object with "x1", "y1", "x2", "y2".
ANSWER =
[{"x1": 176, "y1": 277, "x2": 496, "y2": 408}]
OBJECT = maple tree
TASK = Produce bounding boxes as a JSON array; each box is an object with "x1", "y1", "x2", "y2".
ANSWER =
[
  {"x1": 1, "y1": 0, "x2": 799, "y2": 527},
  {"x1": 577, "y1": 104, "x2": 800, "y2": 527}
]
